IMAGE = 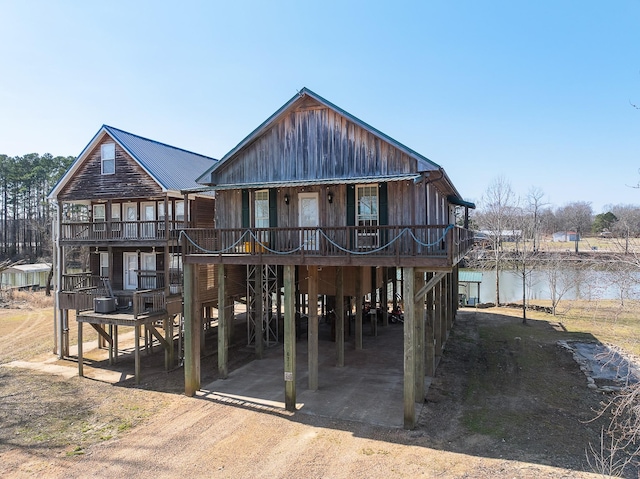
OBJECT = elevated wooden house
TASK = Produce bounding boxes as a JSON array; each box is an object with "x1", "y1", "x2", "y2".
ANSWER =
[
  {"x1": 48, "y1": 126, "x2": 244, "y2": 382},
  {"x1": 182, "y1": 88, "x2": 475, "y2": 428}
]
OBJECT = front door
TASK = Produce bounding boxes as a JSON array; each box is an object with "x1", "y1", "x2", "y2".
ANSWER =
[
  {"x1": 141, "y1": 202, "x2": 155, "y2": 238},
  {"x1": 298, "y1": 192, "x2": 319, "y2": 250},
  {"x1": 123, "y1": 252, "x2": 138, "y2": 290},
  {"x1": 124, "y1": 203, "x2": 137, "y2": 238}
]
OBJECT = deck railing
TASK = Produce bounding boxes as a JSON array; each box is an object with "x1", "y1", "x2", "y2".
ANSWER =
[
  {"x1": 182, "y1": 225, "x2": 473, "y2": 262},
  {"x1": 61, "y1": 273, "x2": 180, "y2": 315},
  {"x1": 60, "y1": 220, "x2": 186, "y2": 242}
]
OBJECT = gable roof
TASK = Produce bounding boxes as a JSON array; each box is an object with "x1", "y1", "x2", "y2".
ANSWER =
[
  {"x1": 49, "y1": 125, "x2": 217, "y2": 199},
  {"x1": 196, "y1": 87, "x2": 442, "y2": 185}
]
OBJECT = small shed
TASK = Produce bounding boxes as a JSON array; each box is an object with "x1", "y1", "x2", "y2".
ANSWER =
[
  {"x1": 458, "y1": 270, "x2": 482, "y2": 306},
  {"x1": 1, "y1": 263, "x2": 52, "y2": 290},
  {"x1": 552, "y1": 231, "x2": 580, "y2": 242}
]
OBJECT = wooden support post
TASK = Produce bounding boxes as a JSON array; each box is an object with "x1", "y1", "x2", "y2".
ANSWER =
[
  {"x1": 114, "y1": 325, "x2": 118, "y2": 362},
  {"x1": 335, "y1": 266, "x2": 344, "y2": 367},
  {"x1": 108, "y1": 324, "x2": 113, "y2": 364},
  {"x1": 165, "y1": 315, "x2": 174, "y2": 370},
  {"x1": 134, "y1": 322, "x2": 141, "y2": 384},
  {"x1": 381, "y1": 267, "x2": 389, "y2": 327},
  {"x1": 443, "y1": 274, "x2": 450, "y2": 342},
  {"x1": 184, "y1": 262, "x2": 201, "y2": 396},
  {"x1": 414, "y1": 270, "x2": 425, "y2": 403},
  {"x1": 440, "y1": 278, "x2": 447, "y2": 351},
  {"x1": 218, "y1": 264, "x2": 228, "y2": 379},
  {"x1": 308, "y1": 266, "x2": 319, "y2": 391},
  {"x1": 434, "y1": 281, "x2": 442, "y2": 360},
  {"x1": 62, "y1": 310, "x2": 69, "y2": 358},
  {"x1": 445, "y1": 273, "x2": 451, "y2": 335},
  {"x1": 402, "y1": 267, "x2": 416, "y2": 429},
  {"x1": 392, "y1": 268, "x2": 398, "y2": 312},
  {"x1": 425, "y1": 273, "x2": 435, "y2": 377},
  {"x1": 355, "y1": 267, "x2": 363, "y2": 350},
  {"x1": 284, "y1": 265, "x2": 296, "y2": 411},
  {"x1": 255, "y1": 265, "x2": 264, "y2": 359},
  {"x1": 77, "y1": 320, "x2": 83, "y2": 377}
]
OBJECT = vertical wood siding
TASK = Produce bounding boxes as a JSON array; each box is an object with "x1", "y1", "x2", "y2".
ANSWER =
[
  {"x1": 211, "y1": 100, "x2": 419, "y2": 185},
  {"x1": 59, "y1": 133, "x2": 163, "y2": 201}
]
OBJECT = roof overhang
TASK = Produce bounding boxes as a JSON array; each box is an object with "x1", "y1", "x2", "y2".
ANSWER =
[
  {"x1": 447, "y1": 195, "x2": 476, "y2": 209},
  {"x1": 183, "y1": 174, "x2": 422, "y2": 194}
]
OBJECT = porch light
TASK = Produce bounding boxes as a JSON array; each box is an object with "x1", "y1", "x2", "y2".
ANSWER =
[
  {"x1": 284, "y1": 194, "x2": 290, "y2": 205},
  {"x1": 327, "y1": 192, "x2": 333, "y2": 204}
]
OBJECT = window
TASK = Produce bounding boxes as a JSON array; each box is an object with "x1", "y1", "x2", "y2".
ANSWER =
[
  {"x1": 101, "y1": 143, "x2": 115, "y2": 175},
  {"x1": 111, "y1": 203, "x2": 121, "y2": 231},
  {"x1": 99, "y1": 252, "x2": 109, "y2": 278},
  {"x1": 254, "y1": 190, "x2": 269, "y2": 228},
  {"x1": 356, "y1": 184, "x2": 379, "y2": 249},
  {"x1": 93, "y1": 204, "x2": 106, "y2": 232}
]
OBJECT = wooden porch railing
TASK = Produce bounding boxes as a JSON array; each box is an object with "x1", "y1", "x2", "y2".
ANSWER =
[
  {"x1": 60, "y1": 220, "x2": 186, "y2": 242},
  {"x1": 181, "y1": 225, "x2": 473, "y2": 261},
  {"x1": 61, "y1": 273, "x2": 178, "y2": 316}
]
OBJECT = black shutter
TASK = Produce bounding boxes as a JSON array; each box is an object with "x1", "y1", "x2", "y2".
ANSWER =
[
  {"x1": 346, "y1": 185, "x2": 355, "y2": 226},
  {"x1": 347, "y1": 185, "x2": 356, "y2": 248},
  {"x1": 241, "y1": 189, "x2": 249, "y2": 228},
  {"x1": 268, "y1": 188, "x2": 278, "y2": 227},
  {"x1": 379, "y1": 183, "x2": 388, "y2": 246},
  {"x1": 379, "y1": 183, "x2": 388, "y2": 226}
]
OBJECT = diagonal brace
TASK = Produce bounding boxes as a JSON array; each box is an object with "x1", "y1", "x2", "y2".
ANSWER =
[{"x1": 414, "y1": 272, "x2": 446, "y2": 302}]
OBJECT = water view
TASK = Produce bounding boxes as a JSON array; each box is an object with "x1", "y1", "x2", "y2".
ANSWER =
[{"x1": 460, "y1": 268, "x2": 640, "y2": 304}]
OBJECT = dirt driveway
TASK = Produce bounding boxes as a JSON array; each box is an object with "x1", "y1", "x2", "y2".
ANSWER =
[{"x1": 0, "y1": 302, "x2": 621, "y2": 478}]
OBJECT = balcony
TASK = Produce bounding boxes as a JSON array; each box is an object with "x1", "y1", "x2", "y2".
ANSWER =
[
  {"x1": 182, "y1": 225, "x2": 473, "y2": 268},
  {"x1": 59, "y1": 220, "x2": 186, "y2": 244},
  {"x1": 59, "y1": 272, "x2": 182, "y2": 317}
]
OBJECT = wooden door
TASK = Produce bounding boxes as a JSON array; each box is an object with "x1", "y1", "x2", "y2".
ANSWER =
[{"x1": 298, "y1": 192, "x2": 319, "y2": 250}]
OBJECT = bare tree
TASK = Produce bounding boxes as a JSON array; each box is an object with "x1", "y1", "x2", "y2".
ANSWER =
[
  {"x1": 555, "y1": 202, "x2": 594, "y2": 252},
  {"x1": 527, "y1": 187, "x2": 547, "y2": 252},
  {"x1": 476, "y1": 177, "x2": 516, "y2": 305},
  {"x1": 608, "y1": 204, "x2": 640, "y2": 255},
  {"x1": 544, "y1": 253, "x2": 585, "y2": 315}
]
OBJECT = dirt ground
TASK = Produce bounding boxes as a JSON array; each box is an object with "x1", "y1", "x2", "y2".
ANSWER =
[{"x1": 0, "y1": 297, "x2": 630, "y2": 478}]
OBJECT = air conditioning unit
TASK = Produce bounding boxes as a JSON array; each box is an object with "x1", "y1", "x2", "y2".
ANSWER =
[{"x1": 94, "y1": 297, "x2": 116, "y2": 313}]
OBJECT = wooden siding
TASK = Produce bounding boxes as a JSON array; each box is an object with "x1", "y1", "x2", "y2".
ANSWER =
[
  {"x1": 297, "y1": 266, "x2": 382, "y2": 296},
  {"x1": 192, "y1": 197, "x2": 215, "y2": 228},
  {"x1": 197, "y1": 264, "x2": 246, "y2": 302},
  {"x1": 59, "y1": 133, "x2": 162, "y2": 201},
  {"x1": 216, "y1": 181, "x2": 446, "y2": 230},
  {"x1": 210, "y1": 99, "x2": 419, "y2": 186}
]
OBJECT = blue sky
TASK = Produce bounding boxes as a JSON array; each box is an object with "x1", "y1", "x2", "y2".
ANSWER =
[{"x1": 1, "y1": 0, "x2": 639, "y2": 213}]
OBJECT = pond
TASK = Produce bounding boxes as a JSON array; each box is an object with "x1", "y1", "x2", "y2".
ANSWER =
[{"x1": 459, "y1": 268, "x2": 640, "y2": 304}]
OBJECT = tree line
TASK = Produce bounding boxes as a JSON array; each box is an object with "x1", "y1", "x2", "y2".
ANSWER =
[
  {"x1": 468, "y1": 177, "x2": 640, "y2": 318},
  {"x1": 0, "y1": 153, "x2": 75, "y2": 261}
]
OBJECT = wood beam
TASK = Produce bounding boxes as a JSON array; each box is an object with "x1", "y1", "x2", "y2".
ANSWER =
[
  {"x1": 335, "y1": 266, "x2": 344, "y2": 367},
  {"x1": 402, "y1": 266, "x2": 416, "y2": 429},
  {"x1": 284, "y1": 265, "x2": 296, "y2": 411},
  {"x1": 218, "y1": 264, "x2": 228, "y2": 378},
  {"x1": 308, "y1": 266, "x2": 319, "y2": 391},
  {"x1": 414, "y1": 271, "x2": 425, "y2": 403},
  {"x1": 184, "y1": 262, "x2": 200, "y2": 396},
  {"x1": 355, "y1": 266, "x2": 363, "y2": 350},
  {"x1": 414, "y1": 271, "x2": 446, "y2": 303}
]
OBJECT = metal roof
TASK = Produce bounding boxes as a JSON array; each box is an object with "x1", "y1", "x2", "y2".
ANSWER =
[
  {"x1": 182, "y1": 174, "x2": 422, "y2": 193},
  {"x1": 3, "y1": 263, "x2": 52, "y2": 274},
  {"x1": 196, "y1": 87, "x2": 443, "y2": 185},
  {"x1": 459, "y1": 271, "x2": 483, "y2": 283},
  {"x1": 104, "y1": 126, "x2": 217, "y2": 191}
]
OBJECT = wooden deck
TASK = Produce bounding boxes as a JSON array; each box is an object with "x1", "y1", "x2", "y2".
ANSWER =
[
  {"x1": 182, "y1": 225, "x2": 473, "y2": 268},
  {"x1": 76, "y1": 309, "x2": 176, "y2": 384}
]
